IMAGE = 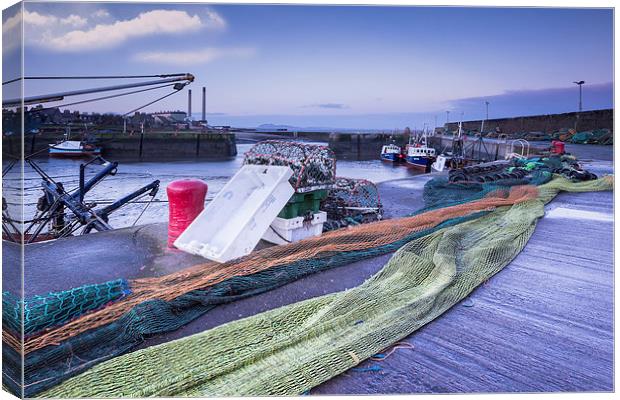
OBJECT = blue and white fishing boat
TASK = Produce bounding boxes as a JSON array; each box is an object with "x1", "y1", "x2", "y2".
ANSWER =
[
  {"x1": 380, "y1": 143, "x2": 404, "y2": 163},
  {"x1": 405, "y1": 128, "x2": 436, "y2": 172},
  {"x1": 405, "y1": 144, "x2": 436, "y2": 171}
]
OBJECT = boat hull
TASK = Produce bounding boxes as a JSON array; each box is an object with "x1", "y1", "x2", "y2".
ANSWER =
[
  {"x1": 380, "y1": 153, "x2": 403, "y2": 163},
  {"x1": 406, "y1": 156, "x2": 434, "y2": 172},
  {"x1": 49, "y1": 148, "x2": 102, "y2": 158}
]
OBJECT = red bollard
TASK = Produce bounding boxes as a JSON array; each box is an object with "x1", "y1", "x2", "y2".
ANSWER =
[
  {"x1": 167, "y1": 179, "x2": 208, "y2": 248},
  {"x1": 551, "y1": 140, "x2": 566, "y2": 155}
]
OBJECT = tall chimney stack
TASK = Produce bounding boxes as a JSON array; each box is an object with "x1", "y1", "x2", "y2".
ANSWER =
[
  {"x1": 188, "y1": 89, "x2": 192, "y2": 119},
  {"x1": 202, "y1": 87, "x2": 206, "y2": 122}
]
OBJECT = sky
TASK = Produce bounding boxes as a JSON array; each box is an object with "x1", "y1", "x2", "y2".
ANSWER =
[{"x1": 2, "y1": 3, "x2": 614, "y2": 129}]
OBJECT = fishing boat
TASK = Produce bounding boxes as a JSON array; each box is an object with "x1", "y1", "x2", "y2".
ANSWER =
[
  {"x1": 49, "y1": 140, "x2": 102, "y2": 157},
  {"x1": 49, "y1": 126, "x2": 102, "y2": 157},
  {"x1": 405, "y1": 128, "x2": 436, "y2": 172},
  {"x1": 380, "y1": 143, "x2": 404, "y2": 163},
  {"x1": 405, "y1": 144, "x2": 436, "y2": 171}
]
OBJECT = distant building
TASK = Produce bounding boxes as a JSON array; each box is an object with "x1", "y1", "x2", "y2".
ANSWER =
[{"x1": 150, "y1": 111, "x2": 187, "y2": 126}]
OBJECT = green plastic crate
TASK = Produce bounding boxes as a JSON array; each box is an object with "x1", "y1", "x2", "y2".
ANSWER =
[{"x1": 278, "y1": 190, "x2": 328, "y2": 219}]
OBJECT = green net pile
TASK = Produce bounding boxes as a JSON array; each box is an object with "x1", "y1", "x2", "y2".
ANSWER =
[
  {"x1": 413, "y1": 173, "x2": 550, "y2": 220},
  {"x1": 510, "y1": 155, "x2": 598, "y2": 181},
  {"x1": 42, "y1": 176, "x2": 612, "y2": 397},
  {"x1": 569, "y1": 129, "x2": 613, "y2": 145}
]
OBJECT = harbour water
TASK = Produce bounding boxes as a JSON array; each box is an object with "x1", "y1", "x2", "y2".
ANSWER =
[{"x1": 5, "y1": 143, "x2": 422, "y2": 230}]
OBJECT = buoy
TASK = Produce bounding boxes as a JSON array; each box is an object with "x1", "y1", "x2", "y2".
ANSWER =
[{"x1": 167, "y1": 179, "x2": 208, "y2": 248}]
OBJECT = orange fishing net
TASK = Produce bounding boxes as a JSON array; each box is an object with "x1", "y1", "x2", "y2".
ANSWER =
[{"x1": 13, "y1": 185, "x2": 538, "y2": 355}]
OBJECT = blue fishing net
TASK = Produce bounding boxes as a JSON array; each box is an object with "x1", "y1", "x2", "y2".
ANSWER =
[{"x1": 2, "y1": 279, "x2": 130, "y2": 337}]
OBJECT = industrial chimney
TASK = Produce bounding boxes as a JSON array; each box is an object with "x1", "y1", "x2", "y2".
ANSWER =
[
  {"x1": 202, "y1": 87, "x2": 206, "y2": 122},
  {"x1": 188, "y1": 89, "x2": 192, "y2": 120}
]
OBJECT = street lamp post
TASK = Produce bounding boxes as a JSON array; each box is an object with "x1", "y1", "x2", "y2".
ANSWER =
[
  {"x1": 573, "y1": 80, "x2": 585, "y2": 112},
  {"x1": 446, "y1": 110, "x2": 450, "y2": 124},
  {"x1": 485, "y1": 101, "x2": 490, "y2": 120}
]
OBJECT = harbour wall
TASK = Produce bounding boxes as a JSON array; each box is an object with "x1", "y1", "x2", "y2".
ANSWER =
[
  {"x1": 444, "y1": 108, "x2": 613, "y2": 134},
  {"x1": 98, "y1": 132, "x2": 237, "y2": 160},
  {"x1": 11, "y1": 131, "x2": 238, "y2": 160}
]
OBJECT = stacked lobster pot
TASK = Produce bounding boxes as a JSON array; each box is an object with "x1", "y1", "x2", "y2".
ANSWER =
[
  {"x1": 321, "y1": 177, "x2": 383, "y2": 231},
  {"x1": 243, "y1": 140, "x2": 337, "y2": 244}
]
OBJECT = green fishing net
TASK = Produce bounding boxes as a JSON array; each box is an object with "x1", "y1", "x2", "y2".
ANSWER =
[{"x1": 41, "y1": 176, "x2": 612, "y2": 397}]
